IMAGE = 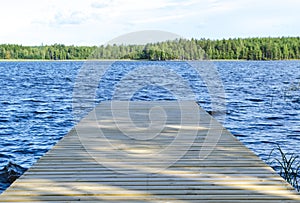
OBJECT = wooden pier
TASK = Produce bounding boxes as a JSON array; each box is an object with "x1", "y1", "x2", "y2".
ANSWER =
[{"x1": 0, "y1": 101, "x2": 299, "y2": 202}]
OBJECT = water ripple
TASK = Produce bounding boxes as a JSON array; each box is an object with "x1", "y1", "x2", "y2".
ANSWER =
[{"x1": 0, "y1": 60, "x2": 299, "y2": 193}]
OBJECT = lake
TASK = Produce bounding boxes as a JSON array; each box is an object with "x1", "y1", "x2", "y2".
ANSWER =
[{"x1": 0, "y1": 60, "x2": 299, "y2": 192}]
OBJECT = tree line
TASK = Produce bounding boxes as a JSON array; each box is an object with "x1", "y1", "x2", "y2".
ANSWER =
[{"x1": 0, "y1": 37, "x2": 299, "y2": 60}]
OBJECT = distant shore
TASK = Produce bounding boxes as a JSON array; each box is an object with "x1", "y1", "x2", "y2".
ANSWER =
[
  {"x1": 1, "y1": 37, "x2": 300, "y2": 61},
  {"x1": 1, "y1": 59, "x2": 300, "y2": 62}
]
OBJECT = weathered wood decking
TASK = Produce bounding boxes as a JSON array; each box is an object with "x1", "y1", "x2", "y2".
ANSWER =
[{"x1": 0, "y1": 101, "x2": 299, "y2": 202}]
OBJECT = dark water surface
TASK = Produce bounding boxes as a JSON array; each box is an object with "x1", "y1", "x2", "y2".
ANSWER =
[{"x1": 0, "y1": 61, "x2": 299, "y2": 192}]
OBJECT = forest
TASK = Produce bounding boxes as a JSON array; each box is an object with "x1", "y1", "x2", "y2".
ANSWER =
[{"x1": 0, "y1": 37, "x2": 299, "y2": 60}]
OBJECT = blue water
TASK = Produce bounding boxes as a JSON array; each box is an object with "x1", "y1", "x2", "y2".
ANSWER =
[{"x1": 0, "y1": 61, "x2": 299, "y2": 192}]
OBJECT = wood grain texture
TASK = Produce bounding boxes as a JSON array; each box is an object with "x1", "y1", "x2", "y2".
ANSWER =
[{"x1": 1, "y1": 101, "x2": 299, "y2": 202}]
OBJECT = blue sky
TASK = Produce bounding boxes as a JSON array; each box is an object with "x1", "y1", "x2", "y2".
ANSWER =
[{"x1": 1, "y1": 0, "x2": 299, "y2": 45}]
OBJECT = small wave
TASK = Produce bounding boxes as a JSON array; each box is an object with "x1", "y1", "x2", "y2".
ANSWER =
[
  {"x1": 261, "y1": 140, "x2": 278, "y2": 144},
  {"x1": 287, "y1": 135, "x2": 300, "y2": 140},
  {"x1": 0, "y1": 154, "x2": 13, "y2": 159},
  {"x1": 33, "y1": 110, "x2": 48, "y2": 114},
  {"x1": 245, "y1": 98, "x2": 264, "y2": 102},
  {"x1": 20, "y1": 98, "x2": 44, "y2": 103},
  {"x1": 0, "y1": 162, "x2": 26, "y2": 185},
  {"x1": 234, "y1": 134, "x2": 247, "y2": 137},
  {"x1": 265, "y1": 116, "x2": 283, "y2": 120},
  {"x1": 256, "y1": 123, "x2": 284, "y2": 127},
  {"x1": 0, "y1": 118, "x2": 9, "y2": 123}
]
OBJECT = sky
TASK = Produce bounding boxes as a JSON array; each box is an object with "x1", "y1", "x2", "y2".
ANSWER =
[{"x1": 0, "y1": 0, "x2": 299, "y2": 46}]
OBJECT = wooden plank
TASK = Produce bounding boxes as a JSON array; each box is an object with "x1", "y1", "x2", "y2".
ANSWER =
[{"x1": 0, "y1": 101, "x2": 299, "y2": 202}]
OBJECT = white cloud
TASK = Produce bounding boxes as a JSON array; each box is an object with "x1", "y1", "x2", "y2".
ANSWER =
[
  {"x1": 91, "y1": 1, "x2": 111, "y2": 9},
  {"x1": 54, "y1": 11, "x2": 87, "y2": 25},
  {"x1": 0, "y1": 0, "x2": 299, "y2": 45}
]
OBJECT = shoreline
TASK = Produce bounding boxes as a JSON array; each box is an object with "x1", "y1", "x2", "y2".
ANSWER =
[{"x1": 1, "y1": 59, "x2": 300, "y2": 62}]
